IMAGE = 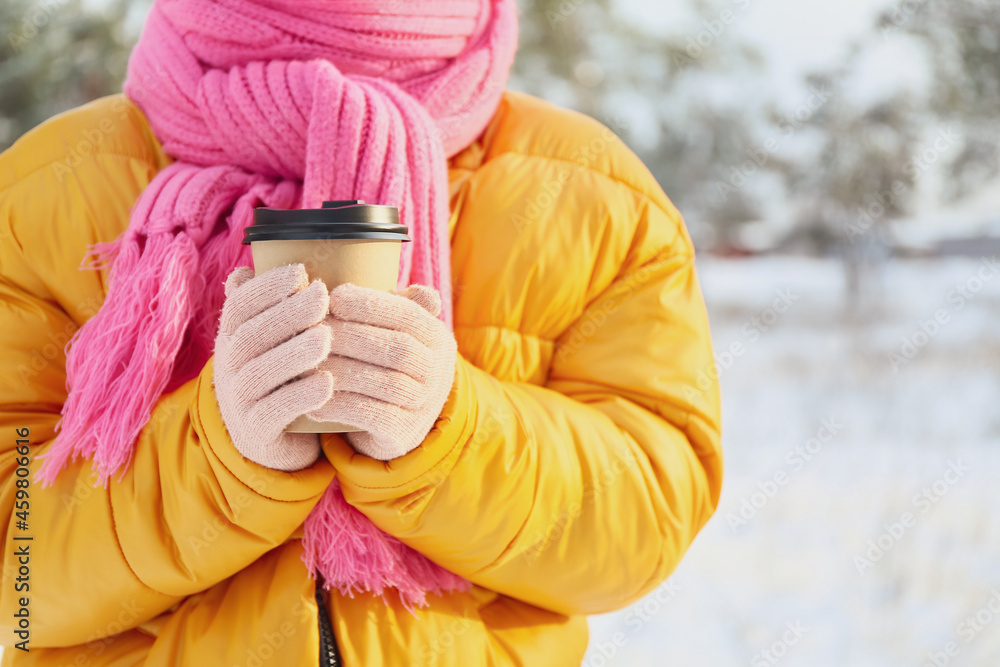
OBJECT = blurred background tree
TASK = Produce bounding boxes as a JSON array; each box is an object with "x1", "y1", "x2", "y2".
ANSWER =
[
  {"x1": 1, "y1": 0, "x2": 148, "y2": 150},
  {"x1": 891, "y1": 0, "x2": 1000, "y2": 200},
  {"x1": 777, "y1": 64, "x2": 921, "y2": 304}
]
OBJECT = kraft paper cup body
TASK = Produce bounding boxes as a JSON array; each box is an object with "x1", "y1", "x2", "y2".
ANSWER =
[{"x1": 250, "y1": 238, "x2": 403, "y2": 433}]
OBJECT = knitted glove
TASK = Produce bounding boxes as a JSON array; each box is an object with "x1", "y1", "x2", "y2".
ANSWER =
[
  {"x1": 306, "y1": 283, "x2": 458, "y2": 461},
  {"x1": 213, "y1": 263, "x2": 335, "y2": 471}
]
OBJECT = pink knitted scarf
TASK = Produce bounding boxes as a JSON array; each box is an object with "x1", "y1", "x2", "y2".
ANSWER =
[{"x1": 35, "y1": 0, "x2": 518, "y2": 611}]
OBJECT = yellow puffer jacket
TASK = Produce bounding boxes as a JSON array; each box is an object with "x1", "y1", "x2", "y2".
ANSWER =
[{"x1": 0, "y1": 90, "x2": 722, "y2": 666}]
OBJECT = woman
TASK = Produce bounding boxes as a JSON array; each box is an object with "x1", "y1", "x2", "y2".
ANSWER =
[{"x1": 0, "y1": 0, "x2": 722, "y2": 665}]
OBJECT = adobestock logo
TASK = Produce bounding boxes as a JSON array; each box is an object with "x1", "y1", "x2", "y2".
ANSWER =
[
  {"x1": 846, "y1": 127, "x2": 960, "y2": 243},
  {"x1": 888, "y1": 256, "x2": 1000, "y2": 372},
  {"x1": 751, "y1": 620, "x2": 809, "y2": 667},
  {"x1": 922, "y1": 588, "x2": 1000, "y2": 667},
  {"x1": 687, "y1": 287, "x2": 800, "y2": 401},
  {"x1": 853, "y1": 459, "x2": 969, "y2": 574},
  {"x1": 726, "y1": 417, "x2": 842, "y2": 531}
]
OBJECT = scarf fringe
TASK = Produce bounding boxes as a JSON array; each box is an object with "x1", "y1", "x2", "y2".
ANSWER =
[
  {"x1": 37, "y1": 231, "x2": 201, "y2": 487},
  {"x1": 301, "y1": 479, "x2": 471, "y2": 614}
]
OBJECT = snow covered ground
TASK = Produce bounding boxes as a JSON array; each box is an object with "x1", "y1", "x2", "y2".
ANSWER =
[{"x1": 584, "y1": 256, "x2": 1000, "y2": 667}]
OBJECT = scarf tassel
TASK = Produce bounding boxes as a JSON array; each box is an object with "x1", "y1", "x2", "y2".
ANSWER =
[{"x1": 301, "y1": 479, "x2": 472, "y2": 614}]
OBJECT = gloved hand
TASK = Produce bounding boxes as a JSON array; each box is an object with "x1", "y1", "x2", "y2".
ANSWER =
[
  {"x1": 307, "y1": 283, "x2": 458, "y2": 461},
  {"x1": 213, "y1": 263, "x2": 335, "y2": 471}
]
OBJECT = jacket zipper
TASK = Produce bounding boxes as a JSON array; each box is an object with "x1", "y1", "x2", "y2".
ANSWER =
[{"x1": 315, "y1": 575, "x2": 343, "y2": 667}]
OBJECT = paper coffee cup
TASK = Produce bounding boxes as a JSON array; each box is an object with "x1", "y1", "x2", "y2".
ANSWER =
[{"x1": 243, "y1": 200, "x2": 410, "y2": 433}]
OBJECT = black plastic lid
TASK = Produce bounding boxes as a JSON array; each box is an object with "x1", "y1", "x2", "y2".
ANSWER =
[{"x1": 243, "y1": 201, "x2": 410, "y2": 244}]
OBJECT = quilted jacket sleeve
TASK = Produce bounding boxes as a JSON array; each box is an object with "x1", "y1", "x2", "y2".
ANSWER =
[
  {"x1": 0, "y1": 98, "x2": 335, "y2": 648},
  {"x1": 322, "y1": 103, "x2": 723, "y2": 617}
]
